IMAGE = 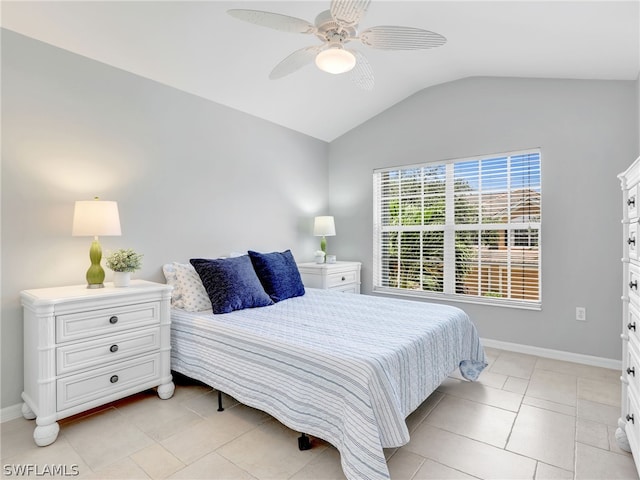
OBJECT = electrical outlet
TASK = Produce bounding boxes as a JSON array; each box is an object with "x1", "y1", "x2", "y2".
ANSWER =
[{"x1": 576, "y1": 307, "x2": 586, "y2": 321}]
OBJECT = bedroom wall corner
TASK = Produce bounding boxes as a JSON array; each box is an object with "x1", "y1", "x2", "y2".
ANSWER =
[{"x1": 0, "y1": 29, "x2": 329, "y2": 410}]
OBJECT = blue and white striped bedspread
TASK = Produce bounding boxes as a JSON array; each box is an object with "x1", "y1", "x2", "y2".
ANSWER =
[{"x1": 170, "y1": 288, "x2": 486, "y2": 480}]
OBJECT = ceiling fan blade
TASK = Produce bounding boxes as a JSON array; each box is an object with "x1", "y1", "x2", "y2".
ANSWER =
[
  {"x1": 330, "y1": 0, "x2": 371, "y2": 28},
  {"x1": 270, "y1": 46, "x2": 324, "y2": 80},
  {"x1": 227, "y1": 9, "x2": 315, "y2": 34},
  {"x1": 359, "y1": 26, "x2": 447, "y2": 50},
  {"x1": 348, "y1": 50, "x2": 375, "y2": 91}
]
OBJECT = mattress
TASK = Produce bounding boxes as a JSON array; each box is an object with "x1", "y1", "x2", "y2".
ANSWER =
[{"x1": 170, "y1": 288, "x2": 486, "y2": 480}]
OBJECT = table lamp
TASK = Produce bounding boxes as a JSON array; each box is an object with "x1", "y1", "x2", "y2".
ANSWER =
[
  {"x1": 313, "y1": 216, "x2": 336, "y2": 258},
  {"x1": 72, "y1": 197, "x2": 121, "y2": 288}
]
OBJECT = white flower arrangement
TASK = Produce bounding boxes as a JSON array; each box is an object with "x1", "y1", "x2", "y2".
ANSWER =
[
  {"x1": 106, "y1": 248, "x2": 143, "y2": 272},
  {"x1": 314, "y1": 250, "x2": 326, "y2": 257}
]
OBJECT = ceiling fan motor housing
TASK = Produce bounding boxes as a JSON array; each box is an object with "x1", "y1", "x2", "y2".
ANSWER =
[{"x1": 314, "y1": 10, "x2": 356, "y2": 45}]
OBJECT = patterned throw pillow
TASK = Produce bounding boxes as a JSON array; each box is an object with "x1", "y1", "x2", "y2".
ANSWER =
[
  {"x1": 248, "y1": 250, "x2": 305, "y2": 302},
  {"x1": 162, "y1": 263, "x2": 184, "y2": 309},
  {"x1": 173, "y1": 262, "x2": 212, "y2": 312},
  {"x1": 190, "y1": 256, "x2": 273, "y2": 314}
]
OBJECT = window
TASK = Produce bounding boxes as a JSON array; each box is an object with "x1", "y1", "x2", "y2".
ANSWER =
[{"x1": 373, "y1": 150, "x2": 541, "y2": 309}]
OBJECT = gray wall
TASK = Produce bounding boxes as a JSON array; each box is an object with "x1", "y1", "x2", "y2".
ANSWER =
[
  {"x1": 328, "y1": 77, "x2": 638, "y2": 361},
  {"x1": 637, "y1": 74, "x2": 640, "y2": 155},
  {"x1": 1, "y1": 30, "x2": 328, "y2": 409}
]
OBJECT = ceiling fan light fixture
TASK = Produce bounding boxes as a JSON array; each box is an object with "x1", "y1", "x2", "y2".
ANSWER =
[{"x1": 315, "y1": 47, "x2": 356, "y2": 74}]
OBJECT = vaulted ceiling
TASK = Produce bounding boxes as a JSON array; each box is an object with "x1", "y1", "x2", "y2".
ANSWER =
[{"x1": 2, "y1": 1, "x2": 639, "y2": 141}]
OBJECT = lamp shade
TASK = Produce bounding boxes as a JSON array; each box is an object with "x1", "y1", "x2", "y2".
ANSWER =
[
  {"x1": 313, "y1": 216, "x2": 336, "y2": 237},
  {"x1": 72, "y1": 199, "x2": 121, "y2": 237},
  {"x1": 315, "y1": 48, "x2": 356, "y2": 75}
]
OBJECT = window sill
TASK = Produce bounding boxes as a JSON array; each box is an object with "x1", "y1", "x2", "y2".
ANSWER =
[{"x1": 372, "y1": 287, "x2": 542, "y2": 311}]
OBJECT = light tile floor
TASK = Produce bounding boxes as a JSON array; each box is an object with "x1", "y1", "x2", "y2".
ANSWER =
[{"x1": 2, "y1": 348, "x2": 639, "y2": 479}]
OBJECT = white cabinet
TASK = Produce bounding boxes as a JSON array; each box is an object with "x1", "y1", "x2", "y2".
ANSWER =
[
  {"x1": 20, "y1": 280, "x2": 174, "y2": 446},
  {"x1": 297, "y1": 261, "x2": 361, "y2": 293},
  {"x1": 618, "y1": 157, "x2": 640, "y2": 477}
]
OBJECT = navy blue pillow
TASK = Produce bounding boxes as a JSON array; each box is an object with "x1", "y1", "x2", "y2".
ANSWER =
[
  {"x1": 190, "y1": 256, "x2": 273, "y2": 314},
  {"x1": 248, "y1": 250, "x2": 305, "y2": 303}
]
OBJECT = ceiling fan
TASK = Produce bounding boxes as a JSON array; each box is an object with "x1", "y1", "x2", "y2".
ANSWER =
[{"x1": 227, "y1": 0, "x2": 447, "y2": 91}]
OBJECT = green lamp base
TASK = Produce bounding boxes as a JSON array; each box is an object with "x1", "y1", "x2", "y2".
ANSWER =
[
  {"x1": 86, "y1": 238, "x2": 105, "y2": 289},
  {"x1": 320, "y1": 236, "x2": 328, "y2": 263}
]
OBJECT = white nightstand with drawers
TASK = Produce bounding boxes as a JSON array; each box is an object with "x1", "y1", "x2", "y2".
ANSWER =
[
  {"x1": 297, "y1": 261, "x2": 361, "y2": 293},
  {"x1": 20, "y1": 280, "x2": 174, "y2": 446}
]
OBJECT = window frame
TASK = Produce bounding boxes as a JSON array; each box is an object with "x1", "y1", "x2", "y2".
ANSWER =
[{"x1": 373, "y1": 149, "x2": 542, "y2": 310}]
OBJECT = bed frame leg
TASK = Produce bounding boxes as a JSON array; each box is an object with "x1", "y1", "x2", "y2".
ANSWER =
[
  {"x1": 217, "y1": 390, "x2": 224, "y2": 412},
  {"x1": 298, "y1": 433, "x2": 311, "y2": 451}
]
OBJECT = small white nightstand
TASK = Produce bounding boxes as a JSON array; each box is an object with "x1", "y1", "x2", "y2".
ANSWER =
[
  {"x1": 20, "y1": 280, "x2": 174, "y2": 446},
  {"x1": 297, "y1": 261, "x2": 361, "y2": 293}
]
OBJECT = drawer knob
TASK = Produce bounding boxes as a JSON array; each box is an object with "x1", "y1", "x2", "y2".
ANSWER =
[
  {"x1": 628, "y1": 367, "x2": 636, "y2": 376},
  {"x1": 627, "y1": 414, "x2": 635, "y2": 424},
  {"x1": 110, "y1": 344, "x2": 119, "y2": 353},
  {"x1": 110, "y1": 375, "x2": 119, "y2": 384},
  {"x1": 630, "y1": 280, "x2": 638, "y2": 291},
  {"x1": 629, "y1": 197, "x2": 636, "y2": 207},
  {"x1": 342, "y1": 276, "x2": 346, "y2": 281},
  {"x1": 109, "y1": 316, "x2": 119, "y2": 324},
  {"x1": 629, "y1": 322, "x2": 637, "y2": 331},
  {"x1": 629, "y1": 237, "x2": 637, "y2": 246}
]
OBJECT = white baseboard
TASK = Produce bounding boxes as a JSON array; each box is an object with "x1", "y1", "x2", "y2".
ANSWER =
[
  {"x1": 0, "y1": 340, "x2": 621, "y2": 423},
  {"x1": 1, "y1": 402, "x2": 23, "y2": 423},
  {"x1": 481, "y1": 337, "x2": 622, "y2": 371}
]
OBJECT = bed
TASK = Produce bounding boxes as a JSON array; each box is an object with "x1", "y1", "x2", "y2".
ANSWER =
[{"x1": 167, "y1": 254, "x2": 486, "y2": 480}]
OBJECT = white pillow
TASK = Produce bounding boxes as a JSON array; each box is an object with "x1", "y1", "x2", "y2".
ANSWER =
[
  {"x1": 173, "y1": 262, "x2": 212, "y2": 312},
  {"x1": 162, "y1": 263, "x2": 184, "y2": 309}
]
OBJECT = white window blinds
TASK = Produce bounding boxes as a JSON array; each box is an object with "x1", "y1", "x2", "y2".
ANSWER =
[{"x1": 373, "y1": 150, "x2": 541, "y2": 309}]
